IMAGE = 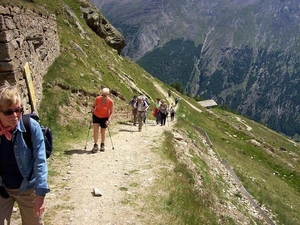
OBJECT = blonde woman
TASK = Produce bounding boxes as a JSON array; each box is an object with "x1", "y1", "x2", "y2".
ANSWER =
[{"x1": 91, "y1": 87, "x2": 114, "y2": 152}]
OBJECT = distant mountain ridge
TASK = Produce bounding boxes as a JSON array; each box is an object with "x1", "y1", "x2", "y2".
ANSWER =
[{"x1": 91, "y1": 0, "x2": 300, "y2": 139}]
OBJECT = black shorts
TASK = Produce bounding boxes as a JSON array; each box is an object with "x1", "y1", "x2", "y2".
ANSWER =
[{"x1": 92, "y1": 114, "x2": 109, "y2": 128}]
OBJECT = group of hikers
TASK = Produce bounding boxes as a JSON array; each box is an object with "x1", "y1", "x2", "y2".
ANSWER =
[
  {"x1": 0, "y1": 82, "x2": 178, "y2": 224},
  {"x1": 128, "y1": 94, "x2": 178, "y2": 132},
  {"x1": 90, "y1": 88, "x2": 179, "y2": 154}
]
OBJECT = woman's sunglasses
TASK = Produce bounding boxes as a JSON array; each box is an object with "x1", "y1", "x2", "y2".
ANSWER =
[{"x1": 1, "y1": 107, "x2": 24, "y2": 116}]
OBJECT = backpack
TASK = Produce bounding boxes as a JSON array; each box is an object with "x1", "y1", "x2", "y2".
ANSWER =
[
  {"x1": 129, "y1": 98, "x2": 137, "y2": 107},
  {"x1": 22, "y1": 113, "x2": 53, "y2": 158},
  {"x1": 134, "y1": 100, "x2": 149, "y2": 107},
  {"x1": 144, "y1": 98, "x2": 150, "y2": 106}
]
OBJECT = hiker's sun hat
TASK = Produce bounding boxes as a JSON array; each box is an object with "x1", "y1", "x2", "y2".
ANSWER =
[{"x1": 101, "y1": 87, "x2": 110, "y2": 96}]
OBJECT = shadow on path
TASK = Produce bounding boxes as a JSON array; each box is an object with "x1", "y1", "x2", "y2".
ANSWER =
[{"x1": 64, "y1": 149, "x2": 93, "y2": 155}]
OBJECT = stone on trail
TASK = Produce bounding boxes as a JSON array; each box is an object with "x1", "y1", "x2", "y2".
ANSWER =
[{"x1": 93, "y1": 188, "x2": 102, "y2": 196}]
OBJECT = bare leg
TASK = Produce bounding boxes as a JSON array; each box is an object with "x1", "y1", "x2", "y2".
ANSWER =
[
  {"x1": 100, "y1": 127, "x2": 106, "y2": 151},
  {"x1": 100, "y1": 127, "x2": 106, "y2": 144},
  {"x1": 93, "y1": 123, "x2": 100, "y2": 144}
]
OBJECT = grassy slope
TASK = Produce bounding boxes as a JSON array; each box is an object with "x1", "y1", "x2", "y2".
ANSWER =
[{"x1": 8, "y1": 0, "x2": 300, "y2": 224}]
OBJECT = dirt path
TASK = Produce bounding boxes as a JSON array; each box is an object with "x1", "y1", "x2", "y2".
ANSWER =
[
  {"x1": 46, "y1": 118, "x2": 174, "y2": 225},
  {"x1": 11, "y1": 83, "x2": 264, "y2": 224},
  {"x1": 43, "y1": 84, "x2": 176, "y2": 224}
]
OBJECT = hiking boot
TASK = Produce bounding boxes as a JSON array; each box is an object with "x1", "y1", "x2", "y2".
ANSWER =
[
  {"x1": 100, "y1": 143, "x2": 105, "y2": 152},
  {"x1": 91, "y1": 144, "x2": 98, "y2": 153}
]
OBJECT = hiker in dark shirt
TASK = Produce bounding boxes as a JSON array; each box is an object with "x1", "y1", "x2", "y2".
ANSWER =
[
  {"x1": 175, "y1": 97, "x2": 179, "y2": 106},
  {"x1": 159, "y1": 99, "x2": 168, "y2": 126},
  {"x1": 170, "y1": 105, "x2": 175, "y2": 121},
  {"x1": 0, "y1": 81, "x2": 50, "y2": 225}
]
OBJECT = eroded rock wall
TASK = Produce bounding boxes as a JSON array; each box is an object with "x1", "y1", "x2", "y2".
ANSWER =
[{"x1": 0, "y1": 4, "x2": 60, "y2": 112}]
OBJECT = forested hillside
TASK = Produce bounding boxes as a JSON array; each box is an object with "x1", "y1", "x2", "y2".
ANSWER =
[{"x1": 91, "y1": 0, "x2": 300, "y2": 140}]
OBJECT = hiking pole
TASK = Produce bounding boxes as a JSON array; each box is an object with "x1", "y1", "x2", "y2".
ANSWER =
[
  {"x1": 130, "y1": 113, "x2": 132, "y2": 132},
  {"x1": 84, "y1": 113, "x2": 92, "y2": 150},
  {"x1": 107, "y1": 126, "x2": 115, "y2": 150},
  {"x1": 143, "y1": 112, "x2": 147, "y2": 130},
  {"x1": 127, "y1": 105, "x2": 129, "y2": 119}
]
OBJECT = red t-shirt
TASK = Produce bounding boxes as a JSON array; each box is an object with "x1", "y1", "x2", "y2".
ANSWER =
[{"x1": 93, "y1": 96, "x2": 113, "y2": 118}]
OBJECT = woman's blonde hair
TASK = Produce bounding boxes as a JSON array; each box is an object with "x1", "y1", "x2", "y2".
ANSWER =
[
  {"x1": 0, "y1": 81, "x2": 21, "y2": 110},
  {"x1": 101, "y1": 87, "x2": 110, "y2": 95}
]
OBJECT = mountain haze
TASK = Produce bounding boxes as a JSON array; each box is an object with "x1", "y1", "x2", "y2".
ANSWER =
[{"x1": 91, "y1": 0, "x2": 300, "y2": 140}]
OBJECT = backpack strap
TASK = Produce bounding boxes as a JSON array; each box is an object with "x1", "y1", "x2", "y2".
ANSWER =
[
  {"x1": 22, "y1": 115, "x2": 35, "y2": 181},
  {"x1": 22, "y1": 115, "x2": 33, "y2": 150}
]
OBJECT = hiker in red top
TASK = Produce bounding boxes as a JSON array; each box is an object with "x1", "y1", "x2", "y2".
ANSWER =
[{"x1": 90, "y1": 87, "x2": 114, "y2": 153}]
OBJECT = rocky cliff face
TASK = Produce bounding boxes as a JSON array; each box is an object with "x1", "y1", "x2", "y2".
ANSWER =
[
  {"x1": 0, "y1": 4, "x2": 60, "y2": 111},
  {"x1": 91, "y1": 0, "x2": 300, "y2": 138}
]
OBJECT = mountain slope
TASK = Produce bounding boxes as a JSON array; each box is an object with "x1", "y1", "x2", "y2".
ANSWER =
[
  {"x1": 29, "y1": 85, "x2": 265, "y2": 225},
  {"x1": 4, "y1": 0, "x2": 300, "y2": 224},
  {"x1": 91, "y1": 0, "x2": 300, "y2": 139}
]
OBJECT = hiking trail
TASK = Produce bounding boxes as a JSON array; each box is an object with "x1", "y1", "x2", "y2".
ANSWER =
[{"x1": 11, "y1": 83, "x2": 265, "y2": 224}]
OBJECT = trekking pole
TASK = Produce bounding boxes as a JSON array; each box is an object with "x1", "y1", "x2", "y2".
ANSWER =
[
  {"x1": 84, "y1": 113, "x2": 92, "y2": 150},
  {"x1": 127, "y1": 105, "x2": 129, "y2": 119},
  {"x1": 130, "y1": 113, "x2": 133, "y2": 132},
  {"x1": 107, "y1": 126, "x2": 115, "y2": 150},
  {"x1": 143, "y1": 111, "x2": 147, "y2": 130},
  {"x1": 167, "y1": 114, "x2": 169, "y2": 127}
]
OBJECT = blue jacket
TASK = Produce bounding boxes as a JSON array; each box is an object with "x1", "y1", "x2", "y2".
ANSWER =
[{"x1": 0, "y1": 117, "x2": 50, "y2": 196}]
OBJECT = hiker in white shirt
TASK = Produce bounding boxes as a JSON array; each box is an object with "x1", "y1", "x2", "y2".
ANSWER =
[{"x1": 134, "y1": 96, "x2": 149, "y2": 132}]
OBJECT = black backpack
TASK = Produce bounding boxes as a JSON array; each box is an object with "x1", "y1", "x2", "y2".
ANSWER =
[
  {"x1": 129, "y1": 98, "x2": 137, "y2": 107},
  {"x1": 144, "y1": 98, "x2": 150, "y2": 106},
  {"x1": 22, "y1": 113, "x2": 53, "y2": 158}
]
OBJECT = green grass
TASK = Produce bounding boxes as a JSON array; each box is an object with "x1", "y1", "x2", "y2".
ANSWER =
[
  {"x1": 7, "y1": 0, "x2": 300, "y2": 224},
  {"x1": 161, "y1": 95, "x2": 300, "y2": 224},
  {"x1": 145, "y1": 132, "x2": 213, "y2": 224},
  {"x1": 142, "y1": 131, "x2": 252, "y2": 225}
]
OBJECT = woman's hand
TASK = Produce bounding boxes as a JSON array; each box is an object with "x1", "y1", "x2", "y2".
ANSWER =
[{"x1": 33, "y1": 195, "x2": 46, "y2": 217}]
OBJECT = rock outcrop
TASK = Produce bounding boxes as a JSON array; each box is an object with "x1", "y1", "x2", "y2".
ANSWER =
[{"x1": 80, "y1": 1, "x2": 125, "y2": 55}]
